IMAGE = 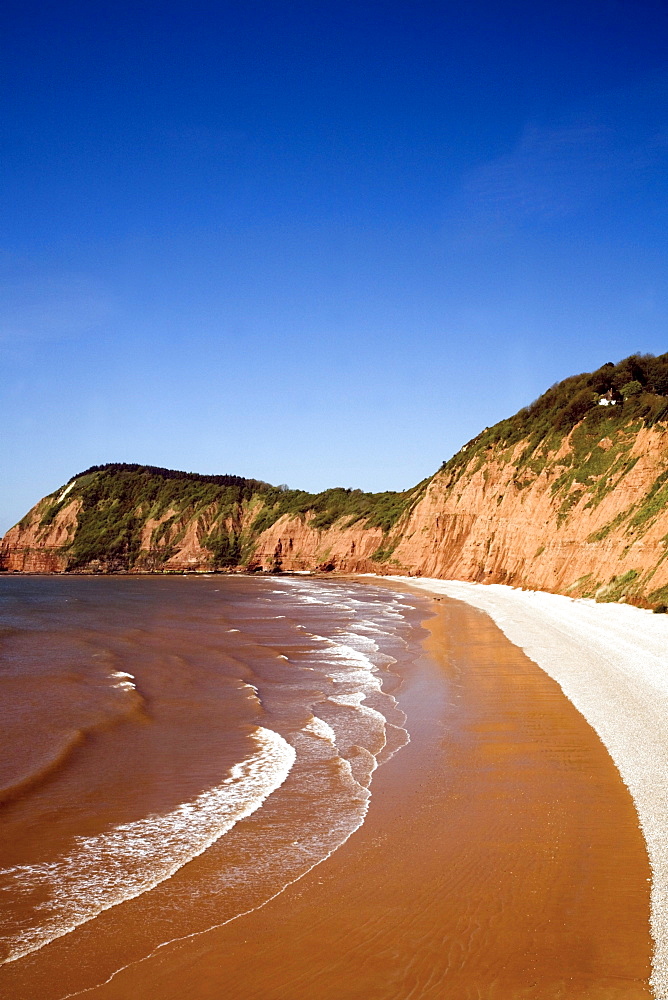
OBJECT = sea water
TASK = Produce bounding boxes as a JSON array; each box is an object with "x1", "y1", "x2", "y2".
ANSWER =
[{"x1": 0, "y1": 574, "x2": 421, "y2": 996}]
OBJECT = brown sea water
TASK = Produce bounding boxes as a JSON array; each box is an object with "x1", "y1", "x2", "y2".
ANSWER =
[
  {"x1": 0, "y1": 574, "x2": 416, "y2": 998},
  {"x1": 0, "y1": 575, "x2": 652, "y2": 998}
]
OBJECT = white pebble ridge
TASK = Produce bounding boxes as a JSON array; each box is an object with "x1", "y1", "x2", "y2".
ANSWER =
[{"x1": 385, "y1": 576, "x2": 668, "y2": 1000}]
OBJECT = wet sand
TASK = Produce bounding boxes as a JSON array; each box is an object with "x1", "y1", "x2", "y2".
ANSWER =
[{"x1": 77, "y1": 591, "x2": 652, "y2": 1000}]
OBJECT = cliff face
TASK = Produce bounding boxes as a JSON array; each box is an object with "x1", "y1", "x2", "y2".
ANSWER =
[
  {"x1": 1, "y1": 498, "x2": 80, "y2": 573},
  {"x1": 244, "y1": 419, "x2": 668, "y2": 606},
  {"x1": 390, "y1": 423, "x2": 668, "y2": 604},
  {"x1": 4, "y1": 354, "x2": 668, "y2": 608}
]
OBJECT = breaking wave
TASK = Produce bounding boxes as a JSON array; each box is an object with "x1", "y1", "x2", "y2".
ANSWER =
[{"x1": 0, "y1": 727, "x2": 295, "y2": 964}]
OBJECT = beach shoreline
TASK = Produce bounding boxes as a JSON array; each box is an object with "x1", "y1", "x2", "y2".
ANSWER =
[
  {"x1": 0, "y1": 574, "x2": 656, "y2": 998},
  {"x1": 380, "y1": 576, "x2": 668, "y2": 999},
  {"x1": 48, "y1": 578, "x2": 651, "y2": 1000}
]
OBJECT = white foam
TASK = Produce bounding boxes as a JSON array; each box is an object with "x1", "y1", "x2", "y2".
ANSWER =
[
  {"x1": 327, "y1": 666, "x2": 382, "y2": 692},
  {"x1": 329, "y1": 691, "x2": 365, "y2": 708},
  {"x1": 303, "y1": 716, "x2": 337, "y2": 744},
  {"x1": 326, "y1": 641, "x2": 379, "y2": 670},
  {"x1": 276, "y1": 580, "x2": 409, "y2": 781},
  {"x1": 58, "y1": 722, "x2": 375, "y2": 999},
  {"x1": 261, "y1": 579, "x2": 407, "y2": 788},
  {"x1": 352, "y1": 620, "x2": 385, "y2": 634},
  {"x1": 39, "y1": 579, "x2": 413, "y2": 998},
  {"x1": 336, "y1": 631, "x2": 378, "y2": 654},
  {"x1": 109, "y1": 670, "x2": 136, "y2": 691},
  {"x1": 0, "y1": 727, "x2": 295, "y2": 964},
  {"x1": 240, "y1": 682, "x2": 262, "y2": 708},
  {"x1": 327, "y1": 695, "x2": 387, "y2": 743},
  {"x1": 386, "y1": 575, "x2": 668, "y2": 999}
]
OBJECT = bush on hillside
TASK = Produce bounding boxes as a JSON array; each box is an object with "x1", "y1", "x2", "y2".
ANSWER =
[
  {"x1": 621, "y1": 380, "x2": 643, "y2": 398},
  {"x1": 444, "y1": 352, "x2": 668, "y2": 476}
]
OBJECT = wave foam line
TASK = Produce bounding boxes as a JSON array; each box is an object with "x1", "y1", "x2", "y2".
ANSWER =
[
  {"x1": 1, "y1": 727, "x2": 295, "y2": 965},
  {"x1": 386, "y1": 575, "x2": 668, "y2": 1000},
  {"x1": 53, "y1": 584, "x2": 414, "y2": 999},
  {"x1": 109, "y1": 671, "x2": 136, "y2": 692},
  {"x1": 56, "y1": 720, "x2": 382, "y2": 1000}
]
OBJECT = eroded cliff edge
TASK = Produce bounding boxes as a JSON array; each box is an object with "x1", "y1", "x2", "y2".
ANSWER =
[{"x1": 4, "y1": 353, "x2": 668, "y2": 607}]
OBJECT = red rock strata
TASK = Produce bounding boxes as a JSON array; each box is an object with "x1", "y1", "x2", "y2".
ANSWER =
[{"x1": 3, "y1": 422, "x2": 668, "y2": 605}]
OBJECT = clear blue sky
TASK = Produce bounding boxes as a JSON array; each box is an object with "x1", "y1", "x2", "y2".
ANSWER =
[{"x1": 2, "y1": 0, "x2": 668, "y2": 532}]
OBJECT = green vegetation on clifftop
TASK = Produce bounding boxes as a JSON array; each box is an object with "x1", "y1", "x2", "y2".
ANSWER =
[
  {"x1": 443, "y1": 352, "x2": 668, "y2": 481},
  {"x1": 249, "y1": 482, "x2": 426, "y2": 536},
  {"x1": 32, "y1": 464, "x2": 425, "y2": 571}
]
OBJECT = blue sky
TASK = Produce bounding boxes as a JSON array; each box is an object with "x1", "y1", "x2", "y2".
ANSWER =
[{"x1": 2, "y1": 1, "x2": 668, "y2": 532}]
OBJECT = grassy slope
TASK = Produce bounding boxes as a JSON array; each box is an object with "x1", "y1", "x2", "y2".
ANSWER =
[{"x1": 444, "y1": 352, "x2": 668, "y2": 482}]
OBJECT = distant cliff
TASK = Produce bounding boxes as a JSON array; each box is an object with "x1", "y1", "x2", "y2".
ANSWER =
[{"x1": 4, "y1": 353, "x2": 668, "y2": 608}]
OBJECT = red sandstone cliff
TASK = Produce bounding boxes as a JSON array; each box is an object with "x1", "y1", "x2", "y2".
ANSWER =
[
  {"x1": 247, "y1": 422, "x2": 668, "y2": 605},
  {"x1": 1, "y1": 499, "x2": 80, "y2": 573},
  {"x1": 4, "y1": 417, "x2": 668, "y2": 607}
]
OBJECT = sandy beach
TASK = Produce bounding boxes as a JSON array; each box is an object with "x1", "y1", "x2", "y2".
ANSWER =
[
  {"x1": 0, "y1": 575, "x2": 657, "y2": 998},
  {"x1": 7, "y1": 580, "x2": 647, "y2": 1000},
  {"x1": 386, "y1": 577, "x2": 668, "y2": 998}
]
